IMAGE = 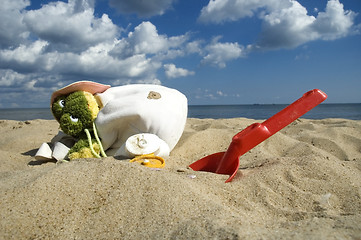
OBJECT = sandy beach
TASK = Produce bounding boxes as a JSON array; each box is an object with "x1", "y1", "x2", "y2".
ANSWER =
[{"x1": 0, "y1": 117, "x2": 360, "y2": 239}]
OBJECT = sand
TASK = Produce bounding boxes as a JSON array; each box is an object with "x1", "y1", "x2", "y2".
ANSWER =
[{"x1": 0, "y1": 118, "x2": 360, "y2": 239}]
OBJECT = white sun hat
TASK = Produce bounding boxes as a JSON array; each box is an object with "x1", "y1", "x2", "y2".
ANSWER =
[{"x1": 50, "y1": 81, "x2": 110, "y2": 107}]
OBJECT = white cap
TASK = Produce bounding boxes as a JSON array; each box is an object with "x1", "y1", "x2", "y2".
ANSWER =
[{"x1": 114, "y1": 133, "x2": 170, "y2": 158}]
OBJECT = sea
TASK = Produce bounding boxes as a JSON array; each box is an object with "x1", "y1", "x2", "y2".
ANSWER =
[{"x1": 0, "y1": 103, "x2": 360, "y2": 121}]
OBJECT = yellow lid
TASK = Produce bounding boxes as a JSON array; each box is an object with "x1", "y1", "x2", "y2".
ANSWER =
[{"x1": 129, "y1": 153, "x2": 165, "y2": 168}]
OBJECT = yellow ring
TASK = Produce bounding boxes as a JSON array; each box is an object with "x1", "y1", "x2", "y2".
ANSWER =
[{"x1": 129, "y1": 153, "x2": 165, "y2": 168}]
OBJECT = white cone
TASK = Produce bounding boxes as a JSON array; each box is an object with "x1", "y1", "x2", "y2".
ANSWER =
[
  {"x1": 35, "y1": 143, "x2": 53, "y2": 161},
  {"x1": 52, "y1": 142, "x2": 70, "y2": 161}
]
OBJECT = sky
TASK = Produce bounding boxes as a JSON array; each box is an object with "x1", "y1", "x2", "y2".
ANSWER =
[{"x1": 0, "y1": 0, "x2": 360, "y2": 108}]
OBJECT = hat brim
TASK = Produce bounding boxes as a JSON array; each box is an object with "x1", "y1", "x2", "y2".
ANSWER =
[{"x1": 50, "y1": 81, "x2": 111, "y2": 107}]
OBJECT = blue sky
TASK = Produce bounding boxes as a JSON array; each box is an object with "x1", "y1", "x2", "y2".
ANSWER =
[{"x1": 0, "y1": 0, "x2": 360, "y2": 107}]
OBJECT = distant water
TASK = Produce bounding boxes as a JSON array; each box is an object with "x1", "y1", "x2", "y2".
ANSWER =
[
  {"x1": 0, "y1": 104, "x2": 360, "y2": 121},
  {"x1": 188, "y1": 103, "x2": 361, "y2": 120},
  {"x1": 0, "y1": 108, "x2": 54, "y2": 121}
]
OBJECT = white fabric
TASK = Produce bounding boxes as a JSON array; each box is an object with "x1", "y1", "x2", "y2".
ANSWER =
[{"x1": 95, "y1": 84, "x2": 188, "y2": 156}]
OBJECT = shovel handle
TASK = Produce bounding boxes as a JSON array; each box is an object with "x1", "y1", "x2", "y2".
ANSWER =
[{"x1": 262, "y1": 89, "x2": 327, "y2": 135}]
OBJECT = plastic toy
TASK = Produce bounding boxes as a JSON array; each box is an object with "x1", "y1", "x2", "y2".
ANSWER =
[
  {"x1": 35, "y1": 81, "x2": 188, "y2": 167},
  {"x1": 189, "y1": 89, "x2": 328, "y2": 182}
]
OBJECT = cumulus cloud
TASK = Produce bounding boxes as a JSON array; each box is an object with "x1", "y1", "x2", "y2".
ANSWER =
[
  {"x1": 0, "y1": 38, "x2": 162, "y2": 82},
  {"x1": 185, "y1": 40, "x2": 203, "y2": 54},
  {"x1": 0, "y1": 40, "x2": 49, "y2": 72},
  {"x1": 256, "y1": 0, "x2": 318, "y2": 49},
  {"x1": 201, "y1": 37, "x2": 245, "y2": 68},
  {"x1": 110, "y1": 21, "x2": 188, "y2": 59},
  {"x1": 0, "y1": 0, "x2": 30, "y2": 48},
  {"x1": 0, "y1": 0, "x2": 190, "y2": 107},
  {"x1": 0, "y1": 1, "x2": 186, "y2": 77},
  {"x1": 23, "y1": 0, "x2": 119, "y2": 52},
  {"x1": 0, "y1": 69, "x2": 63, "y2": 107},
  {"x1": 0, "y1": 69, "x2": 27, "y2": 87},
  {"x1": 257, "y1": 0, "x2": 357, "y2": 49},
  {"x1": 199, "y1": 0, "x2": 357, "y2": 50},
  {"x1": 0, "y1": 0, "x2": 358, "y2": 107},
  {"x1": 198, "y1": 0, "x2": 291, "y2": 24},
  {"x1": 164, "y1": 64, "x2": 194, "y2": 79},
  {"x1": 109, "y1": 0, "x2": 176, "y2": 17},
  {"x1": 312, "y1": 0, "x2": 356, "y2": 40}
]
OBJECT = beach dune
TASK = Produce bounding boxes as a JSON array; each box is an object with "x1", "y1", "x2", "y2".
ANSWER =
[{"x1": 0, "y1": 118, "x2": 360, "y2": 239}]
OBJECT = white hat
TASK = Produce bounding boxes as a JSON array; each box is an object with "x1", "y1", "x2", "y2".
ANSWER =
[{"x1": 50, "y1": 81, "x2": 110, "y2": 107}]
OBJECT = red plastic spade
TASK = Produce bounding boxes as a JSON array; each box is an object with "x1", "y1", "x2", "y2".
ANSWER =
[{"x1": 189, "y1": 89, "x2": 327, "y2": 183}]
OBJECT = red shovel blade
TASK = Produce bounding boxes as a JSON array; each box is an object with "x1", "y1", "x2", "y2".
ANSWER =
[{"x1": 189, "y1": 89, "x2": 327, "y2": 182}]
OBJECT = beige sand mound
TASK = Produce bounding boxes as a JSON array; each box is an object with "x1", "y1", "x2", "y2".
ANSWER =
[{"x1": 0, "y1": 118, "x2": 360, "y2": 239}]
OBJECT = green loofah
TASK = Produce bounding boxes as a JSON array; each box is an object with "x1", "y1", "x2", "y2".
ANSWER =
[
  {"x1": 52, "y1": 95, "x2": 66, "y2": 121},
  {"x1": 52, "y1": 91, "x2": 93, "y2": 138},
  {"x1": 68, "y1": 138, "x2": 100, "y2": 160},
  {"x1": 51, "y1": 90, "x2": 106, "y2": 160},
  {"x1": 69, "y1": 138, "x2": 90, "y2": 154}
]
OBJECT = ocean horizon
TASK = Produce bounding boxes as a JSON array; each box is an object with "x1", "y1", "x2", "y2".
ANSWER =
[{"x1": 0, "y1": 103, "x2": 360, "y2": 121}]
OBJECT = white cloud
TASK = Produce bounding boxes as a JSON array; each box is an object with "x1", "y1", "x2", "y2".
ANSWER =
[
  {"x1": 0, "y1": 69, "x2": 27, "y2": 87},
  {"x1": 0, "y1": 0, "x2": 30, "y2": 48},
  {"x1": 23, "y1": 0, "x2": 119, "y2": 52},
  {"x1": 185, "y1": 40, "x2": 203, "y2": 54},
  {"x1": 0, "y1": 40, "x2": 49, "y2": 72},
  {"x1": 110, "y1": 21, "x2": 188, "y2": 60},
  {"x1": 0, "y1": 1, "x2": 193, "y2": 107},
  {"x1": 194, "y1": 88, "x2": 231, "y2": 100},
  {"x1": 216, "y1": 90, "x2": 226, "y2": 96},
  {"x1": 164, "y1": 64, "x2": 195, "y2": 79},
  {"x1": 128, "y1": 21, "x2": 172, "y2": 54},
  {"x1": 0, "y1": 39, "x2": 161, "y2": 81},
  {"x1": 201, "y1": 37, "x2": 244, "y2": 68},
  {"x1": 109, "y1": 0, "x2": 176, "y2": 17},
  {"x1": 198, "y1": 0, "x2": 291, "y2": 24},
  {"x1": 0, "y1": 69, "x2": 62, "y2": 107},
  {"x1": 312, "y1": 0, "x2": 356, "y2": 40},
  {"x1": 199, "y1": 0, "x2": 357, "y2": 50},
  {"x1": 0, "y1": 0, "x2": 358, "y2": 107},
  {"x1": 0, "y1": 1, "x2": 185, "y2": 80},
  {"x1": 198, "y1": 88, "x2": 216, "y2": 100},
  {"x1": 294, "y1": 53, "x2": 310, "y2": 61},
  {"x1": 256, "y1": 1, "x2": 318, "y2": 49},
  {"x1": 256, "y1": 0, "x2": 356, "y2": 49}
]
